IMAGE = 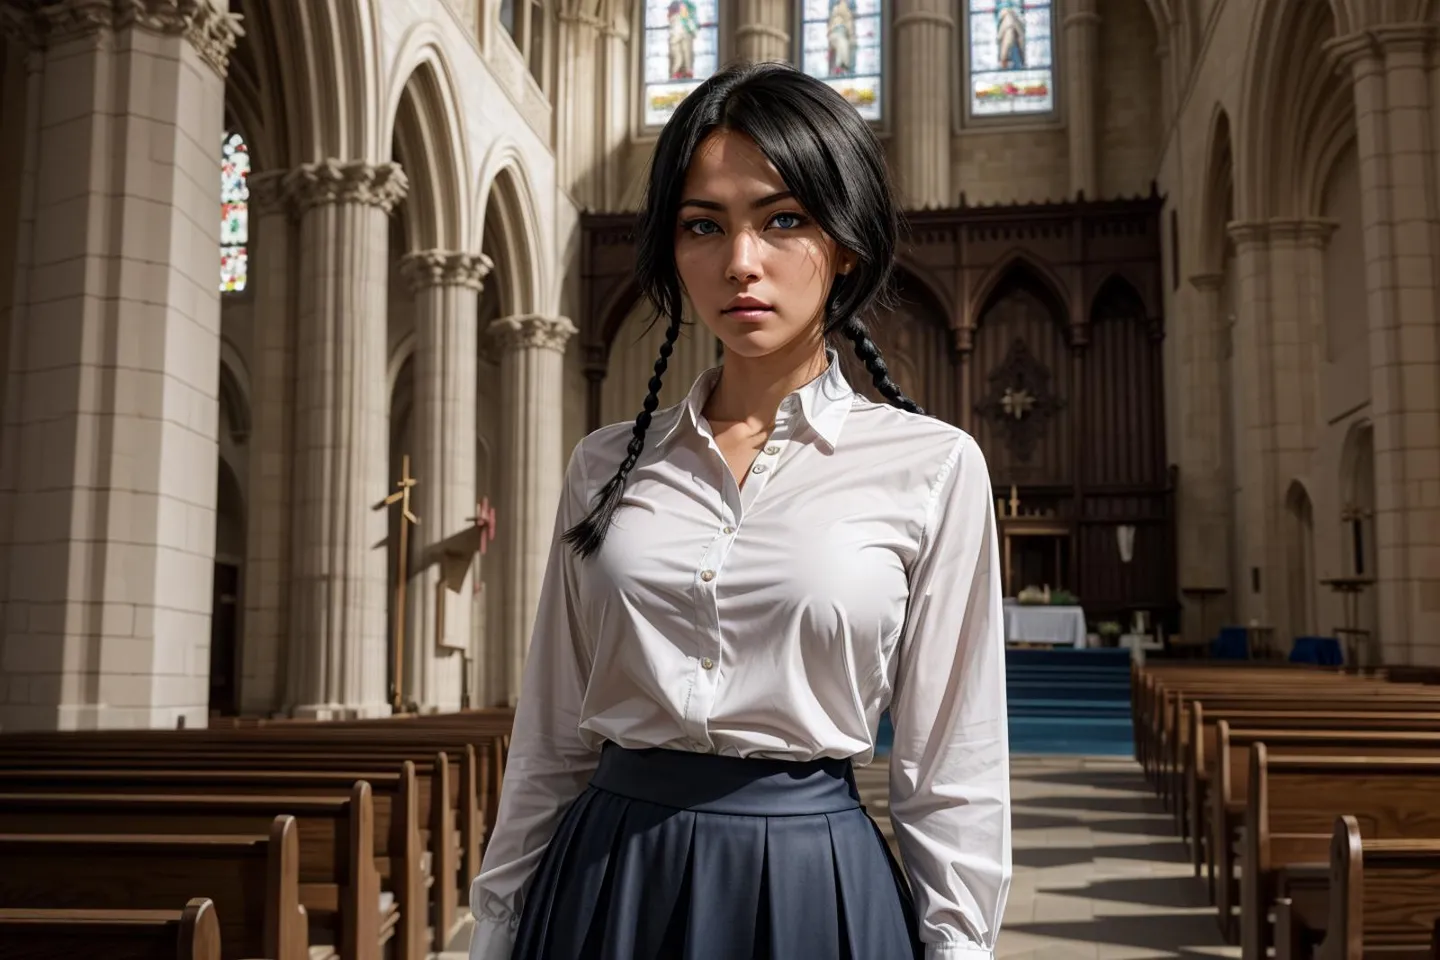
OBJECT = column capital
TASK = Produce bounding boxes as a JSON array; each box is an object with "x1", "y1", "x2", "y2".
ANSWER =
[
  {"x1": 9, "y1": 0, "x2": 242, "y2": 76},
  {"x1": 283, "y1": 160, "x2": 408, "y2": 215},
  {"x1": 248, "y1": 170, "x2": 290, "y2": 218},
  {"x1": 892, "y1": 10, "x2": 955, "y2": 31},
  {"x1": 1326, "y1": 23, "x2": 1438, "y2": 74},
  {"x1": 399, "y1": 250, "x2": 494, "y2": 293},
  {"x1": 1266, "y1": 217, "x2": 1339, "y2": 248},
  {"x1": 488, "y1": 315, "x2": 577, "y2": 354},
  {"x1": 1225, "y1": 219, "x2": 1271, "y2": 250},
  {"x1": 734, "y1": 23, "x2": 790, "y2": 45},
  {"x1": 1188, "y1": 273, "x2": 1224, "y2": 292},
  {"x1": 1062, "y1": 11, "x2": 1102, "y2": 29}
]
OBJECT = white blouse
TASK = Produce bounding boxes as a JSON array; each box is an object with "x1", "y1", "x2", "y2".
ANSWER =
[{"x1": 470, "y1": 353, "x2": 1012, "y2": 960}]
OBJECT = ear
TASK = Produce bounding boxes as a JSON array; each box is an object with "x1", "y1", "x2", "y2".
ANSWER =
[{"x1": 837, "y1": 251, "x2": 857, "y2": 275}]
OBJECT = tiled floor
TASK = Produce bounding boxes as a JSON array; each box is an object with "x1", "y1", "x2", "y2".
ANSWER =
[{"x1": 448, "y1": 755, "x2": 1238, "y2": 959}]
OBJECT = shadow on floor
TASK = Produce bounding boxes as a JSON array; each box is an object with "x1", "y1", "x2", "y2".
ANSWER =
[
  {"x1": 1005, "y1": 913, "x2": 1231, "y2": 957},
  {"x1": 1014, "y1": 766, "x2": 1148, "y2": 791},
  {"x1": 1017, "y1": 794, "x2": 1161, "y2": 815},
  {"x1": 1013, "y1": 811, "x2": 1086, "y2": 830},
  {"x1": 1038, "y1": 875, "x2": 1213, "y2": 910},
  {"x1": 1014, "y1": 842, "x2": 1191, "y2": 869}
]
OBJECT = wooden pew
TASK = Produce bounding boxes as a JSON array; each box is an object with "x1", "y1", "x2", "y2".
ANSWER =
[
  {"x1": 0, "y1": 897, "x2": 220, "y2": 960},
  {"x1": 0, "y1": 786, "x2": 388, "y2": 960},
  {"x1": 1241, "y1": 751, "x2": 1440, "y2": 960},
  {"x1": 0, "y1": 817, "x2": 304, "y2": 960},
  {"x1": 1271, "y1": 815, "x2": 1440, "y2": 960},
  {"x1": 0, "y1": 767, "x2": 424, "y2": 960},
  {"x1": 1191, "y1": 710, "x2": 1440, "y2": 890},
  {"x1": 1, "y1": 727, "x2": 477, "y2": 923},
  {"x1": 1163, "y1": 692, "x2": 1440, "y2": 850},
  {"x1": 1208, "y1": 726, "x2": 1440, "y2": 942}
]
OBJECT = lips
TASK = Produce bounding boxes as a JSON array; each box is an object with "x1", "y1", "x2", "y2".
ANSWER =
[{"x1": 723, "y1": 297, "x2": 774, "y2": 319}]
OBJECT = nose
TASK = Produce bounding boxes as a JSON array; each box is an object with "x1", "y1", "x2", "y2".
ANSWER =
[{"x1": 725, "y1": 228, "x2": 762, "y2": 284}]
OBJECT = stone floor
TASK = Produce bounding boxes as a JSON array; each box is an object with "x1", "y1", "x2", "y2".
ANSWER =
[{"x1": 447, "y1": 755, "x2": 1238, "y2": 959}]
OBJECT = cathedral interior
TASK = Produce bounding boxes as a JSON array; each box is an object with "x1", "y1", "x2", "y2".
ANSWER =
[{"x1": 0, "y1": 0, "x2": 1439, "y2": 956}]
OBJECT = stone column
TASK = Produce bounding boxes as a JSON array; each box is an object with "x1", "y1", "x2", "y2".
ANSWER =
[
  {"x1": 487, "y1": 315, "x2": 576, "y2": 705},
  {"x1": 557, "y1": 6, "x2": 603, "y2": 209},
  {"x1": 1225, "y1": 222, "x2": 1279, "y2": 628},
  {"x1": 1063, "y1": 0, "x2": 1101, "y2": 199},
  {"x1": 239, "y1": 171, "x2": 296, "y2": 715},
  {"x1": 599, "y1": 10, "x2": 632, "y2": 211},
  {"x1": 0, "y1": 2, "x2": 238, "y2": 731},
  {"x1": 1329, "y1": 24, "x2": 1440, "y2": 665},
  {"x1": 399, "y1": 250, "x2": 491, "y2": 712},
  {"x1": 1181, "y1": 274, "x2": 1231, "y2": 602},
  {"x1": 283, "y1": 160, "x2": 407, "y2": 719},
  {"x1": 735, "y1": 0, "x2": 791, "y2": 63},
  {"x1": 892, "y1": 0, "x2": 953, "y2": 209}
]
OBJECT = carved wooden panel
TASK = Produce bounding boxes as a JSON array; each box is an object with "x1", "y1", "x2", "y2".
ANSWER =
[
  {"x1": 1083, "y1": 278, "x2": 1165, "y2": 489},
  {"x1": 834, "y1": 273, "x2": 953, "y2": 420},
  {"x1": 968, "y1": 275, "x2": 1073, "y2": 487}
]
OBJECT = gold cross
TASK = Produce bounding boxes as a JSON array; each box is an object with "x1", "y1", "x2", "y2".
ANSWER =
[
  {"x1": 1001, "y1": 386, "x2": 1035, "y2": 420},
  {"x1": 1008, "y1": 483, "x2": 1021, "y2": 517},
  {"x1": 378, "y1": 455, "x2": 420, "y2": 526}
]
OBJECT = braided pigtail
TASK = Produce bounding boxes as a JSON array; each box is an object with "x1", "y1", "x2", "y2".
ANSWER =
[
  {"x1": 564, "y1": 312, "x2": 684, "y2": 558},
  {"x1": 839, "y1": 314, "x2": 925, "y2": 415}
]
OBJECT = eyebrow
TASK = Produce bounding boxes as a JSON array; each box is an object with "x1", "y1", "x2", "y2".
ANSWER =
[{"x1": 678, "y1": 190, "x2": 794, "y2": 212}]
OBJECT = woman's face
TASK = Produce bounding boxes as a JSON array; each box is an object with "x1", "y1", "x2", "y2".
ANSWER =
[{"x1": 674, "y1": 128, "x2": 853, "y2": 360}]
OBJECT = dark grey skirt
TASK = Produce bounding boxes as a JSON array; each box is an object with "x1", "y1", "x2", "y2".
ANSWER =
[{"x1": 512, "y1": 741, "x2": 923, "y2": 960}]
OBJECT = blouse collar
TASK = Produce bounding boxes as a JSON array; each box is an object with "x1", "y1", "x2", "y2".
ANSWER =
[{"x1": 654, "y1": 348, "x2": 854, "y2": 452}]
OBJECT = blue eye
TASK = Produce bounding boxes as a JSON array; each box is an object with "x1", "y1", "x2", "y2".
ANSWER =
[
  {"x1": 681, "y1": 219, "x2": 720, "y2": 236},
  {"x1": 771, "y1": 212, "x2": 806, "y2": 229}
]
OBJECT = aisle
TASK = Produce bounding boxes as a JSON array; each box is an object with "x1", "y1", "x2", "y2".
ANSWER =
[{"x1": 857, "y1": 755, "x2": 1239, "y2": 959}]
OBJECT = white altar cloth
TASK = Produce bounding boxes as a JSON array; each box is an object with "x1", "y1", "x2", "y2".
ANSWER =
[{"x1": 1003, "y1": 601, "x2": 1089, "y2": 647}]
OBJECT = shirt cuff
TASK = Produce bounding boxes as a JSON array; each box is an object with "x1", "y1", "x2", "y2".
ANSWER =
[
  {"x1": 925, "y1": 942, "x2": 995, "y2": 959},
  {"x1": 467, "y1": 915, "x2": 519, "y2": 960}
]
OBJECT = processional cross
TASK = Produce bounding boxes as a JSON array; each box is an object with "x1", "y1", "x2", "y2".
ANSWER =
[{"x1": 375, "y1": 455, "x2": 420, "y2": 713}]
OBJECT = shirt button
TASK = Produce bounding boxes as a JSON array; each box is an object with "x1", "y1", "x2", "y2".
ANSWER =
[
  {"x1": 700, "y1": 569, "x2": 715, "y2": 582},
  {"x1": 701, "y1": 657, "x2": 714, "y2": 670},
  {"x1": 751, "y1": 463, "x2": 768, "y2": 475},
  {"x1": 722, "y1": 526, "x2": 735, "y2": 535},
  {"x1": 763, "y1": 444, "x2": 780, "y2": 456}
]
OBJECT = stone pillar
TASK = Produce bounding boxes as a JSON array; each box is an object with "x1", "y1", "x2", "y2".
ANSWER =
[
  {"x1": 1063, "y1": 0, "x2": 1101, "y2": 199},
  {"x1": 238, "y1": 171, "x2": 294, "y2": 715},
  {"x1": 399, "y1": 250, "x2": 491, "y2": 712},
  {"x1": 1329, "y1": 24, "x2": 1440, "y2": 665},
  {"x1": 599, "y1": 10, "x2": 632, "y2": 211},
  {"x1": 1225, "y1": 223, "x2": 1279, "y2": 628},
  {"x1": 487, "y1": 315, "x2": 576, "y2": 705},
  {"x1": 1181, "y1": 274, "x2": 1230, "y2": 602},
  {"x1": 557, "y1": 7, "x2": 603, "y2": 209},
  {"x1": 892, "y1": 0, "x2": 953, "y2": 209},
  {"x1": 735, "y1": 0, "x2": 791, "y2": 63},
  {"x1": 283, "y1": 160, "x2": 407, "y2": 718},
  {"x1": 0, "y1": 2, "x2": 238, "y2": 731}
]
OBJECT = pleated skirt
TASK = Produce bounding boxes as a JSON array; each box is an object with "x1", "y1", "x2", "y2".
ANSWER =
[{"x1": 512, "y1": 741, "x2": 923, "y2": 960}]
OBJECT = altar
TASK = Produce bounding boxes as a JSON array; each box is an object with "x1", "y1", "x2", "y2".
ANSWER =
[{"x1": 1003, "y1": 600, "x2": 1090, "y2": 647}]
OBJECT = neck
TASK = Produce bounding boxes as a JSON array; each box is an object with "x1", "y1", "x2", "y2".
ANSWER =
[{"x1": 703, "y1": 336, "x2": 830, "y2": 427}]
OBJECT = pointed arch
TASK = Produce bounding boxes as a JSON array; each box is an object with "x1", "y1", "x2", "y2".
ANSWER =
[
  {"x1": 893, "y1": 258, "x2": 954, "y2": 323},
  {"x1": 967, "y1": 251, "x2": 1071, "y2": 330},
  {"x1": 385, "y1": 27, "x2": 471, "y2": 252},
  {"x1": 218, "y1": 340, "x2": 252, "y2": 444},
  {"x1": 1089, "y1": 273, "x2": 1150, "y2": 324},
  {"x1": 1196, "y1": 103, "x2": 1234, "y2": 276},
  {"x1": 1235, "y1": 0, "x2": 1351, "y2": 220},
  {"x1": 264, "y1": 0, "x2": 385, "y2": 162},
  {"x1": 475, "y1": 145, "x2": 546, "y2": 317}
]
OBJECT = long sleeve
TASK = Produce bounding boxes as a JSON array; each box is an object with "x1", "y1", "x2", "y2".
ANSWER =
[
  {"x1": 469, "y1": 445, "x2": 599, "y2": 960},
  {"x1": 888, "y1": 433, "x2": 1012, "y2": 959}
]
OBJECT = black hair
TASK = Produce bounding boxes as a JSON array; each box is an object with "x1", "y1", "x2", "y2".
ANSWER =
[{"x1": 564, "y1": 60, "x2": 922, "y2": 558}]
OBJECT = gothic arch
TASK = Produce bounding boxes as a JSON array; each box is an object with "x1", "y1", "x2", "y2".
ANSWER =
[
  {"x1": 387, "y1": 330, "x2": 417, "y2": 406},
  {"x1": 475, "y1": 147, "x2": 545, "y2": 317},
  {"x1": 969, "y1": 252, "x2": 1071, "y2": 331},
  {"x1": 385, "y1": 29, "x2": 470, "y2": 251},
  {"x1": 229, "y1": 0, "x2": 290, "y2": 169},
  {"x1": 1284, "y1": 478, "x2": 1318, "y2": 636},
  {"x1": 1196, "y1": 104, "x2": 1234, "y2": 276},
  {"x1": 263, "y1": 0, "x2": 385, "y2": 163},
  {"x1": 1235, "y1": 0, "x2": 1352, "y2": 220},
  {"x1": 893, "y1": 257, "x2": 954, "y2": 323},
  {"x1": 218, "y1": 350, "x2": 252, "y2": 445},
  {"x1": 1087, "y1": 269, "x2": 1158, "y2": 325}
]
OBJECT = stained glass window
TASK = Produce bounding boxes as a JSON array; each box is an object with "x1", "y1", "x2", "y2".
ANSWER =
[
  {"x1": 799, "y1": 0, "x2": 883, "y2": 122},
  {"x1": 967, "y1": 0, "x2": 1054, "y2": 118},
  {"x1": 220, "y1": 131, "x2": 249, "y2": 293},
  {"x1": 642, "y1": 0, "x2": 719, "y2": 127}
]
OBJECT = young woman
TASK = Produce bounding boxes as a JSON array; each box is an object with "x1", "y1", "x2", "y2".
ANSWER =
[{"x1": 469, "y1": 61, "x2": 1011, "y2": 960}]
